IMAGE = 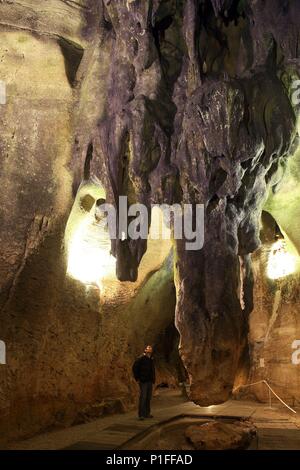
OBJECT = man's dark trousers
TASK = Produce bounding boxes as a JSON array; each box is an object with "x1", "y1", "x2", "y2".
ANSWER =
[{"x1": 139, "y1": 381, "x2": 152, "y2": 418}]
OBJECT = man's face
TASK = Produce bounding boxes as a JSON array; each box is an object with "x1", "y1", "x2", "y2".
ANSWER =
[{"x1": 145, "y1": 345, "x2": 153, "y2": 355}]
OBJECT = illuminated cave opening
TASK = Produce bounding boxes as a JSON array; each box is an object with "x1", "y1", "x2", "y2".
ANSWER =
[
  {"x1": 267, "y1": 239, "x2": 297, "y2": 280},
  {"x1": 65, "y1": 181, "x2": 116, "y2": 289},
  {"x1": 260, "y1": 211, "x2": 299, "y2": 281},
  {"x1": 64, "y1": 184, "x2": 174, "y2": 290}
]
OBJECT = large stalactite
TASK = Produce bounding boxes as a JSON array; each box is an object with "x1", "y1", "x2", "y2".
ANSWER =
[{"x1": 77, "y1": 0, "x2": 298, "y2": 404}]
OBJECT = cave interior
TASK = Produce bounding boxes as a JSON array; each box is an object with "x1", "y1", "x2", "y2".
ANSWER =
[{"x1": 0, "y1": 0, "x2": 300, "y2": 450}]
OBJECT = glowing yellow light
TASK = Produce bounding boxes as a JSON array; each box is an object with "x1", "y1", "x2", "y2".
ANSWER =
[
  {"x1": 267, "y1": 239, "x2": 297, "y2": 280},
  {"x1": 66, "y1": 209, "x2": 116, "y2": 289},
  {"x1": 64, "y1": 180, "x2": 117, "y2": 289}
]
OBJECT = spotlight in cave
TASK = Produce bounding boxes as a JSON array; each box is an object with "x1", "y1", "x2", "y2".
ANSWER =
[
  {"x1": 267, "y1": 238, "x2": 297, "y2": 280},
  {"x1": 261, "y1": 211, "x2": 299, "y2": 280},
  {"x1": 65, "y1": 181, "x2": 116, "y2": 289}
]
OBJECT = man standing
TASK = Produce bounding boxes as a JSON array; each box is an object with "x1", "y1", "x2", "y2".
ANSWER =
[{"x1": 132, "y1": 345, "x2": 156, "y2": 420}]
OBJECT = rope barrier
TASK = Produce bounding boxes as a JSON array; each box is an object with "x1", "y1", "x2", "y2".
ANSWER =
[{"x1": 233, "y1": 379, "x2": 297, "y2": 414}]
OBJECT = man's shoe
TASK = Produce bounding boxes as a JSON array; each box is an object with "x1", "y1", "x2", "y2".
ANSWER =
[{"x1": 138, "y1": 417, "x2": 145, "y2": 421}]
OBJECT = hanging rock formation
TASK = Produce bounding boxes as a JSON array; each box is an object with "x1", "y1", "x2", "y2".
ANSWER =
[{"x1": 76, "y1": 0, "x2": 298, "y2": 404}]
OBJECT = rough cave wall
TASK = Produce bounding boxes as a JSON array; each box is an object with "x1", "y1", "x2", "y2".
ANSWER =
[
  {"x1": 0, "y1": 0, "x2": 299, "y2": 442},
  {"x1": 246, "y1": 247, "x2": 300, "y2": 405},
  {"x1": 245, "y1": 136, "x2": 300, "y2": 404},
  {"x1": 0, "y1": 0, "x2": 179, "y2": 444}
]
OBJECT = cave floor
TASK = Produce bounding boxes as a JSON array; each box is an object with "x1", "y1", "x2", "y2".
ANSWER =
[{"x1": 7, "y1": 389, "x2": 300, "y2": 450}]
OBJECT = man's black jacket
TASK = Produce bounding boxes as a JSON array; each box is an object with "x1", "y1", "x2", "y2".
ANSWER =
[{"x1": 132, "y1": 355, "x2": 155, "y2": 383}]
